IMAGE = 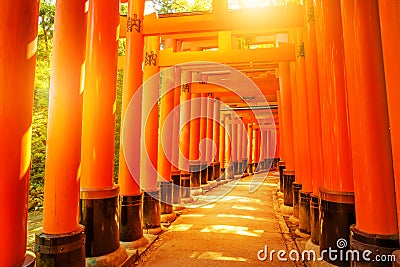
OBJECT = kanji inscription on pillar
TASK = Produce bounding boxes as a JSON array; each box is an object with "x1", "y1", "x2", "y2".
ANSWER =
[{"x1": 127, "y1": 14, "x2": 142, "y2": 33}]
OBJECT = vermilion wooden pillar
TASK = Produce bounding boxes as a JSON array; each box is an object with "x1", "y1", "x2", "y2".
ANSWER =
[
  {"x1": 289, "y1": 31, "x2": 302, "y2": 191},
  {"x1": 241, "y1": 123, "x2": 248, "y2": 174},
  {"x1": 378, "y1": 0, "x2": 400, "y2": 238},
  {"x1": 248, "y1": 124, "x2": 253, "y2": 174},
  {"x1": 81, "y1": 0, "x2": 118, "y2": 190},
  {"x1": 341, "y1": 0, "x2": 399, "y2": 261},
  {"x1": 262, "y1": 127, "x2": 268, "y2": 170},
  {"x1": 294, "y1": 29, "x2": 312, "y2": 234},
  {"x1": 266, "y1": 127, "x2": 273, "y2": 170},
  {"x1": 259, "y1": 128, "x2": 266, "y2": 171},
  {"x1": 79, "y1": 0, "x2": 123, "y2": 260},
  {"x1": 118, "y1": 0, "x2": 145, "y2": 245},
  {"x1": 289, "y1": 30, "x2": 303, "y2": 219},
  {"x1": 254, "y1": 127, "x2": 260, "y2": 172},
  {"x1": 274, "y1": 125, "x2": 280, "y2": 167},
  {"x1": 189, "y1": 89, "x2": 201, "y2": 191},
  {"x1": 303, "y1": 0, "x2": 324, "y2": 245},
  {"x1": 295, "y1": 29, "x2": 312, "y2": 192},
  {"x1": 263, "y1": 128, "x2": 268, "y2": 171},
  {"x1": 206, "y1": 93, "x2": 215, "y2": 181},
  {"x1": 170, "y1": 66, "x2": 182, "y2": 205},
  {"x1": 180, "y1": 70, "x2": 193, "y2": 199},
  {"x1": 141, "y1": 35, "x2": 161, "y2": 233},
  {"x1": 158, "y1": 40, "x2": 177, "y2": 216},
  {"x1": 171, "y1": 67, "x2": 182, "y2": 173},
  {"x1": 213, "y1": 98, "x2": 221, "y2": 180},
  {"x1": 158, "y1": 61, "x2": 175, "y2": 184},
  {"x1": 277, "y1": 91, "x2": 285, "y2": 162},
  {"x1": 279, "y1": 62, "x2": 296, "y2": 207},
  {"x1": 219, "y1": 114, "x2": 226, "y2": 179},
  {"x1": 225, "y1": 116, "x2": 233, "y2": 179},
  {"x1": 277, "y1": 91, "x2": 286, "y2": 192},
  {"x1": 0, "y1": 1, "x2": 38, "y2": 265},
  {"x1": 38, "y1": 0, "x2": 87, "y2": 264},
  {"x1": 237, "y1": 121, "x2": 244, "y2": 175},
  {"x1": 314, "y1": 0, "x2": 355, "y2": 259},
  {"x1": 199, "y1": 92, "x2": 209, "y2": 184},
  {"x1": 272, "y1": 127, "x2": 277, "y2": 166},
  {"x1": 231, "y1": 121, "x2": 239, "y2": 176}
]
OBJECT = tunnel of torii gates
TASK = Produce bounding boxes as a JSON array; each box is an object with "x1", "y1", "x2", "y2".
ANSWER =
[{"x1": 1, "y1": 0, "x2": 400, "y2": 266}]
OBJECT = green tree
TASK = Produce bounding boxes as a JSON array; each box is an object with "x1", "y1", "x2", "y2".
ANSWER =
[
  {"x1": 152, "y1": 0, "x2": 212, "y2": 14},
  {"x1": 31, "y1": 0, "x2": 55, "y2": 189},
  {"x1": 35, "y1": 0, "x2": 55, "y2": 90}
]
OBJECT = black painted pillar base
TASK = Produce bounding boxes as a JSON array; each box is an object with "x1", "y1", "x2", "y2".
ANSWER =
[
  {"x1": 143, "y1": 190, "x2": 161, "y2": 230},
  {"x1": 310, "y1": 194, "x2": 320, "y2": 245},
  {"x1": 319, "y1": 188, "x2": 355, "y2": 267},
  {"x1": 189, "y1": 164, "x2": 200, "y2": 188},
  {"x1": 171, "y1": 171, "x2": 181, "y2": 205},
  {"x1": 233, "y1": 161, "x2": 239, "y2": 175},
  {"x1": 200, "y1": 162, "x2": 208, "y2": 184},
  {"x1": 213, "y1": 162, "x2": 221, "y2": 181},
  {"x1": 273, "y1": 158, "x2": 279, "y2": 169},
  {"x1": 180, "y1": 172, "x2": 191, "y2": 199},
  {"x1": 283, "y1": 170, "x2": 295, "y2": 206},
  {"x1": 278, "y1": 161, "x2": 285, "y2": 192},
  {"x1": 35, "y1": 225, "x2": 85, "y2": 267},
  {"x1": 350, "y1": 226, "x2": 399, "y2": 267},
  {"x1": 225, "y1": 165, "x2": 230, "y2": 179},
  {"x1": 292, "y1": 183, "x2": 302, "y2": 218},
  {"x1": 266, "y1": 158, "x2": 273, "y2": 170},
  {"x1": 227, "y1": 164, "x2": 234, "y2": 179},
  {"x1": 259, "y1": 160, "x2": 265, "y2": 171},
  {"x1": 80, "y1": 186, "x2": 120, "y2": 257},
  {"x1": 253, "y1": 162, "x2": 259, "y2": 172},
  {"x1": 160, "y1": 181, "x2": 173, "y2": 214},
  {"x1": 248, "y1": 163, "x2": 253, "y2": 174},
  {"x1": 242, "y1": 158, "x2": 248, "y2": 174},
  {"x1": 119, "y1": 193, "x2": 143, "y2": 242},
  {"x1": 207, "y1": 165, "x2": 214, "y2": 181},
  {"x1": 299, "y1": 191, "x2": 311, "y2": 234},
  {"x1": 220, "y1": 167, "x2": 225, "y2": 180}
]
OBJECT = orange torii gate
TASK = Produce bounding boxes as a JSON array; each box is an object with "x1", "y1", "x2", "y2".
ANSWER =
[{"x1": 2, "y1": 0, "x2": 400, "y2": 266}]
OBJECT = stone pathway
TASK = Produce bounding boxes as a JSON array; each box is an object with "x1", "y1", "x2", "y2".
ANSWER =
[{"x1": 136, "y1": 172, "x2": 301, "y2": 267}]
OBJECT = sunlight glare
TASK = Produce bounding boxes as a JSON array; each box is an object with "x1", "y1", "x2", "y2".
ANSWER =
[
  {"x1": 192, "y1": 251, "x2": 247, "y2": 262},
  {"x1": 169, "y1": 224, "x2": 193, "y2": 232},
  {"x1": 201, "y1": 225, "x2": 261, "y2": 237},
  {"x1": 228, "y1": 0, "x2": 282, "y2": 9},
  {"x1": 231, "y1": 205, "x2": 258, "y2": 211}
]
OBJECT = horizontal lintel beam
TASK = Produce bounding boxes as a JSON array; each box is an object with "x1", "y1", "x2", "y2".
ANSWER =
[
  {"x1": 159, "y1": 45, "x2": 295, "y2": 67},
  {"x1": 119, "y1": 3, "x2": 304, "y2": 38}
]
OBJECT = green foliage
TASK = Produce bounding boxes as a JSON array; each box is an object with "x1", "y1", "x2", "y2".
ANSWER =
[
  {"x1": 120, "y1": 3, "x2": 128, "y2": 15},
  {"x1": 31, "y1": 0, "x2": 55, "y2": 188},
  {"x1": 190, "y1": 0, "x2": 213, "y2": 12},
  {"x1": 114, "y1": 71, "x2": 124, "y2": 182},
  {"x1": 35, "y1": 0, "x2": 55, "y2": 90},
  {"x1": 152, "y1": 0, "x2": 212, "y2": 14},
  {"x1": 118, "y1": 38, "x2": 126, "y2": 56},
  {"x1": 30, "y1": 107, "x2": 48, "y2": 187}
]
